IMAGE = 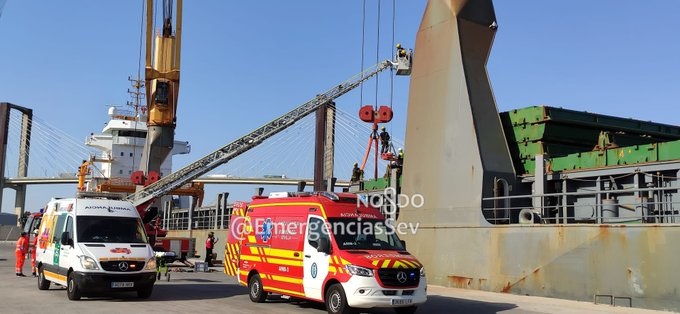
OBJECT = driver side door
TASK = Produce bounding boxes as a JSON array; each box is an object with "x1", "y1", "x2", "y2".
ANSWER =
[{"x1": 303, "y1": 215, "x2": 331, "y2": 301}]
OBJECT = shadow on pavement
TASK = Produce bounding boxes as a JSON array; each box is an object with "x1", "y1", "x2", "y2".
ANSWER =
[
  {"x1": 263, "y1": 294, "x2": 517, "y2": 314},
  {"x1": 418, "y1": 295, "x2": 517, "y2": 313},
  {"x1": 167, "y1": 278, "x2": 221, "y2": 283},
  {"x1": 67, "y1": 283, "x2": 248, "y2": 302},
  {"x1": 149, "y1": 283, "x2": 248, "y2": 301}
]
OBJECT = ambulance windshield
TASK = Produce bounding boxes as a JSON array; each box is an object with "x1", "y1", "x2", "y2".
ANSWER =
[
  {"x1": 77, "y1": 216, "x2": 148, "y2": 244},
  {"x1": 329, "y1": 218, "x2": 405, "y2": 251}
]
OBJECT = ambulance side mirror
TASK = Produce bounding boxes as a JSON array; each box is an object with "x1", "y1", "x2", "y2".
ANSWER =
[
  {"x1": 317, "y1": 237, "x2": 331, "y2": 254},
  {"x1": 61, "y1": 232, "x2": 73, "y2": 247}
]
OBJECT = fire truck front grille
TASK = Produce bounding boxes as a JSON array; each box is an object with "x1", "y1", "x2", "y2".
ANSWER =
[{"x1": 377, "y1": 268, "x2": 420, "y2": 287}]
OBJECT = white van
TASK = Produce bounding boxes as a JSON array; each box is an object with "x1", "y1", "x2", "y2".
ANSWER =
[{"x1": 35, "y1": 193, "x2": 157, "y2": 300}]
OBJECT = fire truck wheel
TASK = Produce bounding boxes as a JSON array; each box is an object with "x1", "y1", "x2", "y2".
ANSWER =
[
  {"x1": 325, "y1": 283, "x2": 353, "y2": 314},
  {"x1": 37, "y1": 266, "x2": 50, "y2": 290},
  {"x1": 248, "y1": 273, "x2": 268, "y2": 303}
]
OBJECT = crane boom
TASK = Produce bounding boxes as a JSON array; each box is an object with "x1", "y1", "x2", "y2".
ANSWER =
[{"x1": 128, "y1": 60, "x2": 395, "y2": 206}]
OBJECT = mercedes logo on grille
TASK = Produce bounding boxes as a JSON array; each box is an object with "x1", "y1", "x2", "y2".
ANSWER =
[
  {"x1": 118, "y1": 261, "x2": 129, "y2": 271},
  {"x1": 396, "y1": 271, "x2": 407, "y2": 283}
]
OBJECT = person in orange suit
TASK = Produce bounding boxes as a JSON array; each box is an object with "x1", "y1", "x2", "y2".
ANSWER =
[
  {"x1": 30, "y1": 229, "x2": 39, "y2": 277},
  {"x1": 15, "y1": 231, "x2": 29, "y2": 277}
]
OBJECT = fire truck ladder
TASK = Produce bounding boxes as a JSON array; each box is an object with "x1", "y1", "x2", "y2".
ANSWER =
[{"x1": 127, "y1": 60, "x2": 396, "y2": 206}]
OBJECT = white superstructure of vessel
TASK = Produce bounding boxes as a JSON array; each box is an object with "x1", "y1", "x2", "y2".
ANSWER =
[{"x1": 85, "y1": 106, "x2": 190, "y2": 183}]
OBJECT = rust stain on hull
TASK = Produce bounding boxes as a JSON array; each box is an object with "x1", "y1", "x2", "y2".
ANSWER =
[{"x1": 448, "y1": 275, "x2": 473, "y2": 288}]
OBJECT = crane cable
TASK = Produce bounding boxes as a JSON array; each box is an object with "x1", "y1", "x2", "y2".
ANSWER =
[
  {"x1": 131, "y1": 0, "x2": 147, "y2": 174},
  {"x1": 359, "y1": 0, "x2": 366, "y2": 111},
  {"x1": 390, "y1": 0, "x2": 395, "y2": 110},
  {"x1": 374, "y1": 0, "x2": 381, "y2": 111}
]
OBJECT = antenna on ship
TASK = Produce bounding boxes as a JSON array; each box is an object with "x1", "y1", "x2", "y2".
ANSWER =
[{"x1": 127, "y1": 75, "x2": 146, "y2": 121}]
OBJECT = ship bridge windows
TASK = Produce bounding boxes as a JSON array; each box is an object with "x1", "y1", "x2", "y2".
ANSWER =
[{"x1": 118, "y1": 130, "x2": 146, "y2": 138}]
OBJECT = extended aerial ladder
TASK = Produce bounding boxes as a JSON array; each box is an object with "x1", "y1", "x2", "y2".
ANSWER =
[{"x1": 127, "y1": 60, "x2": 396, "y2": 207}]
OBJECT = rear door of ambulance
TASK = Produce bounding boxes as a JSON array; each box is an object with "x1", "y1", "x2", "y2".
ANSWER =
[{"x1": 225, "y1": 201, "x2": 247, "y2": 279}]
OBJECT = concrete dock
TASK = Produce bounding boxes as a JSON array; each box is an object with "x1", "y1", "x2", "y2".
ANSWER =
[{"x1": 0, "y1": 242, "x2": 671, "y2": 314}]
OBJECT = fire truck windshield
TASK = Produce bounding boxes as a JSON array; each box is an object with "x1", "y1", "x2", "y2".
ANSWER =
[{"x1": 328, "y1": 218, "x2": 405, "y2": 251}]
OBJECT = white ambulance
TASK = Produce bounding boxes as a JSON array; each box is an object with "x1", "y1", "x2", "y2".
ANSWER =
[{"x1": 35, "y1": 193, "x2": 157, "y2": 300}]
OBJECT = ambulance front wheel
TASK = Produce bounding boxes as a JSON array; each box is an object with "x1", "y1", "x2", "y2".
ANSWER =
[
  {"x1": 325, "y1": 283, "x2": 354, "y2": 314},
  {"x1": 67, "y1": 272, "x2": 82, "y2": 300},
  {"x1": 248, "y1": 273, "x2": 268, "y2": 303}
]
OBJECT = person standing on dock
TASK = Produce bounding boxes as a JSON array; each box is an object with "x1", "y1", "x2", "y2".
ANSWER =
[
  {"x1": 205, "y1": 232, "x2": 218, "y2": 267},
  {"x1": 15, "y1": 232, "x2": 29, "y2": 277}
]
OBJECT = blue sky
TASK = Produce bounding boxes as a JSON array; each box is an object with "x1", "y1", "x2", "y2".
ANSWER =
[{"x1": 1, "y1": 1, "x2": 679, "y2": 214}]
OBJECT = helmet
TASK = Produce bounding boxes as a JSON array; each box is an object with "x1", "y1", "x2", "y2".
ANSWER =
[
  {"x1": 396, "y1": 43, "x2": 402, "y2": 49},
  {"x1": 399, "y1": 148, "x2": 403, "y2": 152},
  {"x1": 381, "y1": 126, "x2": 386, "y2": 131},
  {"x1": 20, "y1": 231, "x2": 27, "y2": 236},
  {"x1": 33, "y1": 229, "x2": 39, "y2": 235},
  {"x1": 353, "y1": 162, "x2": 358, "y2": 166}
]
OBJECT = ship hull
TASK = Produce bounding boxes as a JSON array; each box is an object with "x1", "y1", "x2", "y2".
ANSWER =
[{"x1": 401, "y1": 224, "x2": 680, "y2": 311}]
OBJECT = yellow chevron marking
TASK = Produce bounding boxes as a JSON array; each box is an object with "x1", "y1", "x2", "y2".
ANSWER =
[
  {"x1": 372, "y1": 260, "x2": 380, "y2": 267},
  {"x1": 381, "y1": 260, "x2": 391, "y2": 268},
  {"x1": 402, "y1": 260, "x2": 416, "y2": 268}
]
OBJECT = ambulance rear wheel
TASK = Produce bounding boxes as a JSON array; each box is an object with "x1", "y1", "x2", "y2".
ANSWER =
[
  {"x1": 248, "y1": 273, "x2": 268, "y2": 303},
  {"x1": 326, "y1": 283, "x2": 354, "y2": 314},
  {"x1": 37, "y1": 266, "x2": 50, "y2": 290},
  {"x1": 67, "y1": 272, "x2": 81, "y2": 300}
]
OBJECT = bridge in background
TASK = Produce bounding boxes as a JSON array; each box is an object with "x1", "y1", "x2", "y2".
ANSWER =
[{"x1": 0, "y1": 100, "x2": 400, "y2": 226}]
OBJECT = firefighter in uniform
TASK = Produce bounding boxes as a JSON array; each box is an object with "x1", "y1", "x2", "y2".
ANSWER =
[
  {"x1": 351, "y1": 163, "x2": 363, "y2": 183},
  {"x1": 379, "y1": 126, "x2": 390, "y2": 154},
  {"x1": 396, "y1": 43, "x2": 407, "y2": 59},
  {"x1": 15, "y1": 232, "x2": 29, "y2": 276}
]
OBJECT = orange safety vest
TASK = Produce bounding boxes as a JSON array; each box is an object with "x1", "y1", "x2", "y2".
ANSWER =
[{"x1": 15, "y1": 236, "x2": 28, "y2": 254}]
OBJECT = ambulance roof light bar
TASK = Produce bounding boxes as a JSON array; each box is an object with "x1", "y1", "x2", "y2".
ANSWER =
[
  {"x1": 318, "y1": 191, "x2": 339, "y2": 201},
  {"x1": 268, "y1": 192, "x2": 291, "y2": 198}
]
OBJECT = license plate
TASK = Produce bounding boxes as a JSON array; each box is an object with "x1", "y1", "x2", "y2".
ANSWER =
[
  {"x1": 111, "y1": 282, "x2": 134, "y2": 288},
  {"x1": 391, "y1": 299, "x2": 412, "y2": 305}
]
